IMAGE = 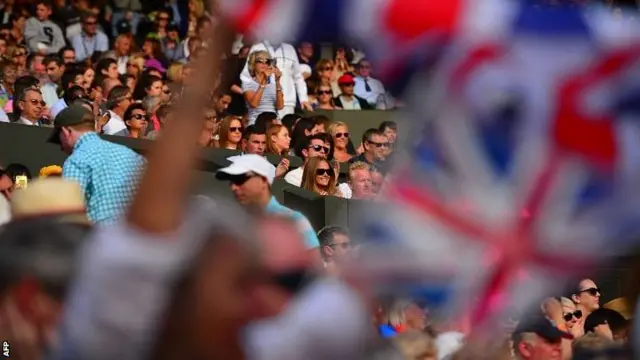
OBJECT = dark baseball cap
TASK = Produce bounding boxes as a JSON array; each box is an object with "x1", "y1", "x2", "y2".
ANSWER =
[
  {"x1": 584, "y1": 308, "x2": 628, "y2": 334},
  {"x1": 47, "y1": 105, "x2": 92, "y2": 144},
  {"x1": 513, "y1": 315, "x2": 573, "y2": 342}
]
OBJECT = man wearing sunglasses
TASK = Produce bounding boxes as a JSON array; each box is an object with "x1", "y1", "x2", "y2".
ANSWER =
[
  {"x1": 572, "y1": 278, "x2": 601, "y2": 323},
  {"x1": 285, "y1": 134, "x2": 329, "y2": 187},
  {"x1": 349, "y1": 128, "x2": 389, "y2": 172},
  {"x1": 216, "y1": 154, "x2": 320, "y2": 253},
  {"x1": 16, "y1": 88, "x2": 46, "y2": 126},
  {"x1": 318, "y1": 225, "x2": 352, "y2": 275}
]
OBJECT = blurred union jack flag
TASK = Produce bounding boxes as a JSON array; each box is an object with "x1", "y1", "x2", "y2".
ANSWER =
[{"x1": 219, "y1": 0, "x2": 640, "y2": 327}]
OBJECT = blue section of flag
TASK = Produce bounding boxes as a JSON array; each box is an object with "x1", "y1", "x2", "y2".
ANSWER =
[
  {"x1": 614, "y1": 87, "x2": 640, "y2": 116},
  {"x1": 478, "y1": 101, "x2": 520, "y2": 175},
  {"x1": 297, "y1": 0, "x2": 346, "y2": 42},
  {"x1": 512, "y1": 3, "x2": 591, "y2": 38},
  {"x1": 578, "y1": 173, "x2": 613, "y2": 208}
]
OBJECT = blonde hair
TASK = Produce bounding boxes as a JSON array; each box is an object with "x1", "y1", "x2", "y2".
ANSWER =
[
  {"x1": 388, "y1": 299, "x2": 415, "y2": 328},
  {"x1": 560, "y1": 297, "x2": 575, "y2": 309},
  {"x1": 166, "y1": 62, "x2": 184, "y2": 83},
  {"x1": 247, "y1": 50, "x2": 271, "y2": 77},
  {"x1": 301, "y1": 157, "x2": 338, "y2": 196},
  {"x1": 266, "y1": 124, "x2": 288, "y2": 156},
  {"x1": 348, "y1": 161, "x2": 371, "y2": 182},
  {"x1": 315, "y1": 59, "x2": 334, "y2": 75},
  {"x1": 217, "y1": 116, "x2": 243, "y2": 150},
  {"x1": 128, "y1": 54, "x2": 145, "y2": 74},
  {"x1": 189, "y1": 0, "x2": 205, "y2": 18},
  {"x1": 392, "y1": 331, "x2": 437, "y2": 360}
]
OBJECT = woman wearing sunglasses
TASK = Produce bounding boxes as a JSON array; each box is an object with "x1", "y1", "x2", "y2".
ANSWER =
[
  {"x1": 301, "y1": 158, "x2": 343, "y2": 197},
  {"x1": 243, "y1": 50, "x2": 284, "y2": 125},
  {"x1": 328, "y1": 121, "x2": 354, "y2": 163},
  {"x1": 561, "y1": 297, "x2": 584, "y2": 338},
  {"x1": 217, "y1": 116, "x2": 243, "y2": 150},
  {"x1": 116, "y1": 102, "x2": 148, "y2": 139},
  {"x1": 313, "y1": 84, "x2": 341, "y2": 110}
]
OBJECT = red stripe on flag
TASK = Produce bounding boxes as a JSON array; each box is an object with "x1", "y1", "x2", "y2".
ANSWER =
[
  {"x1": 384, "y1": 0, "x2": 463, "y2": 41},
  {"x1": 450, "y1": 44, "x2": 503, "y2": 94},
  {"x1": 554, "y1": 47, "x2": 640, "y2": 168},
  {"x1": 233, "y1": 0, "x2": 269, "y2": 32}
]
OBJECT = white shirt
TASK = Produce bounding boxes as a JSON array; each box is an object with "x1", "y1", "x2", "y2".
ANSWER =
[
  {"x1": 16, "y1": 117, "x2": 39, "y2": 126},
  {"x1": 116, "y1": 55, "x2": 129, "y2": 75},
  {"x1": 284, "y1": 167, "x2": 303, "y2": 187},
  {"x1": 41, "y1": 82, "x2": 59, "y2": 108},
  {"x1": 102, "y1": 110, "x2": 126, "y2": 135},
  {"x1": 240, "y1": 42, "x2": 309, "y2": 108},
  {"x1": 354, "y1": 75, "x2": 386, "y2": 106},
  {"x1": 50, "y1": 98, "x2": 68, "y2": 118},
  {"x1": 338, "y1": 183, "x2": 352, "y2": 199}
]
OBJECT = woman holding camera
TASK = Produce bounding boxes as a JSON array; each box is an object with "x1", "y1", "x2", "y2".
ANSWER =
[{"x1": 242, "y1": 50, "x2": 284, "y2": 125}]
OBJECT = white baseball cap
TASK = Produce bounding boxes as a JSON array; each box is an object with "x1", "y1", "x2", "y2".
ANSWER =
[{"x1": 216, "y1": 154, "x2": 276, "y2": 185}]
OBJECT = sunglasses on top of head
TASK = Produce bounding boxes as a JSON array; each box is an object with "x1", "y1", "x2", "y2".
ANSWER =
[{"x1": 563, "y1": 310, "x2": 582, "y2": 322}]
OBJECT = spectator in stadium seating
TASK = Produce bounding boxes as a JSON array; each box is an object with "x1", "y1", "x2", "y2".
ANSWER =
[
  {"x1": 70, "y1": 13, "x2": 108, "y2": 63},
  {"x1": 338, "y1": 161, "x2": 373, "y2": 200},
  {"x1": 572, "y1": 279, "x2": 601, "y2": 324},
  {"x1": 388, "y1": 299, "x2": 429, "y2": 334},
  {"x1": 392, "y1": 331, "x2": 438, "y2": 360},
  {"x1": 285, "y1": 134, "x2": 329, "y2": 187},
  {"x1": 314, "y1": 58, "x2": 340, "y2": 97},
  {"x1": 301, "y1": 157, "x2": 343, "y2": 197},
  {"x1": 102, "y1": 85, "x2": 132, "y2": 135},
  {"x1": 334, "y1": 74, "x2": 373, "y2": 110},
  {"x1": 242, "y1": 125, "x2": 267, "y2": 155},
  {"x1": 162, "y1": 22, "x2": 185, "y2": 62},
  {"x1": 41, "y1": 55, "x2": 64, "y2": 107},
  {"x1": 290, "y1": 117, "x2": 322, "y2": 152},
  {"x1": 379, "y1": 120, "x2": 398, "y2": 146},
  {"x1": 241, "y1": 41, "x2": 312, "y2": 117},
  {"x1": 281, "y1": 113, "x2": 301, "y2": 135},
  {"x1": 266, "y1": 124, "x2": 291, "y2": 156},
  {"x1": 0, "y1": 60, "x2": 18, "y2": 108},
  {"x1": 24, "y1": 0, "x2": 65, "y2": 55},
  {"x1": 216, "y1": 154, "x2": 320, "y2": 250},
  {"x1": 212, "y1": 90, "x2": 232, "y2": 120},
  {"x1": 313, "y1": 83, "x2": 341, "y2": 110},
  {"x1": 0, "y1": 218, "x2": 89, "y2": 360},
  {"x1": 103, "y1": 34, "x2": 132, "y2": 74},
  {"x1": 254, "y1": 111, "x2": 278, "y2": 132},
  {"x1": 217, "y1": 116, "x2": 243, "y2": 151},
  {"x1": 584, "y1": 308, "x2": 628, "y2": 341},
  {"x1": 49, "y1": 105, "x2": 145, "y2": 223},
  {"x1": 133, "y1": 74, "x2": 163, "y2": 101},
  {"x1": 512, "y1": 315, "x2": 570, "y2": 360},
  {"x1": 354, "y1": 59, "x2": 386, "y2": 108},
  {"x1": 126, "y1": 54, "x2": 145, "y2": 78},
  {"x1": 199, "y1": 117, "x2": 216, "y2": 147},
  {"x1": 59, "y1": 46, "x2": 76, "y2": 64},
  {"x1": 243, "y1": 51, "x2": 284, "y2": 125},
  {"x1": 318, "y1": 225, "x2": 352, "y2": 275},
  {"x1": 350, "y1": 128, "x2": 389, "y2": 169},
  {"x1": 6, "y1": 74, "x2": 39, "y2": 118},
  {"x1": 115, "y1": 102, "x2": 148, "y2": 138},
  {"x1": 15, "y1": 87, "x2": 46, "y2": 126},
  {"x1": 5, "y1": 162, "x2": 31, "y2": 186},
  {"x1": 147, "y1": 103, "x2": 171, "y2": 140},
  {"x1": 370, "y1": 165, "x2": 385, "y2": 195},
  {"x1": 328, "y1": 121, "x2": 353, "y2": 163}
]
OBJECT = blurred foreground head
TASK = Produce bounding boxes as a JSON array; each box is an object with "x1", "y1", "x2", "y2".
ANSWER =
[
  {"x1": 150, "y1": 197, "x2": 264, "y2": 360},
  {"x1": 0, "y1": 218, "x2": 90, "y2": 359}
]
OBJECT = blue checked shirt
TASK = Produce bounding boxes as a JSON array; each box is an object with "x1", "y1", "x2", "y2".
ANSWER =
[
  {"x1": 265, "y1": 196, "x2": 319, "y2": 249},
  {"x1": 62, "y1": 132, "x2": 145, "y2": 224}
]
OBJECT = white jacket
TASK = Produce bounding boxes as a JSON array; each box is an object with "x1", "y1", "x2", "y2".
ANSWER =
[{"x1": 240, "y1": 42, "x2": 309, "y2": 108}]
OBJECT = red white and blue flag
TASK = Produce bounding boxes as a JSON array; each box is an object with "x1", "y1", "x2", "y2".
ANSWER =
[{"x1": 219, "y1": 0, "x2": 640, "y2": 328}]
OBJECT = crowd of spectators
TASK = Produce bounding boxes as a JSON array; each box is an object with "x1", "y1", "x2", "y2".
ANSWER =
[{"x1": 0, "y1": 0, "x2": 636, "y2": 359}]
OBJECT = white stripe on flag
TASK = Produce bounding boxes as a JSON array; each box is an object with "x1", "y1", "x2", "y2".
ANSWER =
[{"x1": 251, "y1": 0, "x2": 306, "y2": 43}]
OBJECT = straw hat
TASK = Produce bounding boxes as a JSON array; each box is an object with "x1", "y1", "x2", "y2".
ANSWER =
[
  {"x1": 10, "y1": 178, "x2": 90, "y2": 225},
  {"x1": 604, "y1": 297, "x2": 633, "y2": 320}
]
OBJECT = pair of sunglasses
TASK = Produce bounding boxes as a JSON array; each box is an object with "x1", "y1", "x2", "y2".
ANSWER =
[
  {"x1": 315, "y1": 168, "x2": 334, "y2": 176},
  {"x1": 309, "y1": 144, "x2": 330, "y2": 153},
  {"x1": 272, "y1": 269, "x2": 311, "y2": 294},
  {"x1": 563, "y1": 310, "x2": 583, "y2": 322},
  {"x1": 131, "y1": 114, "x2": 148, "y2": 120},
  {"x1": 368, "y1": 141, "x2": 390, "y2": 148},
  {"x1": 256, "y1": 58, "x2": 273, "y2": 66},
  {"x1": 335, "y1": 132, "x2": 349, "y2": 138},
  {"x1": 317, "y1": 90, "x2": 332, "y2": 95},
  {"x1": 29, "y1": 99, "x2": 46, "y2": 107},
  {"x1": 229, "y1": 126, "x2": 242, "y2": 133},
  {"x1": 578, "y1": 287, "x2": 601, "y2": 297}
]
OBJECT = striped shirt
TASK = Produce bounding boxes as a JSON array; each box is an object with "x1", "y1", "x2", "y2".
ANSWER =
[
  {"x1": 265, "y1": 196, "x2": 319, "y2": 249},
  {"x1": 243, "y1": 77, "x2": 278, "y2": 125}
]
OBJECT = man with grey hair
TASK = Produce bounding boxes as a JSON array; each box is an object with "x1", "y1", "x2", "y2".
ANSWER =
[
  {"x1": 0, "y1": 218, "x2": 90, "y2": 359},
  {"x1": 102, "y1": 85, "x2": 131, "y2": 135}
]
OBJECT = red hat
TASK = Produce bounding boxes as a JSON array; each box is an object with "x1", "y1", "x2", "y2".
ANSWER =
[{"x1": 338, "y1": 74, "x2": 355, "y2": 85}]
